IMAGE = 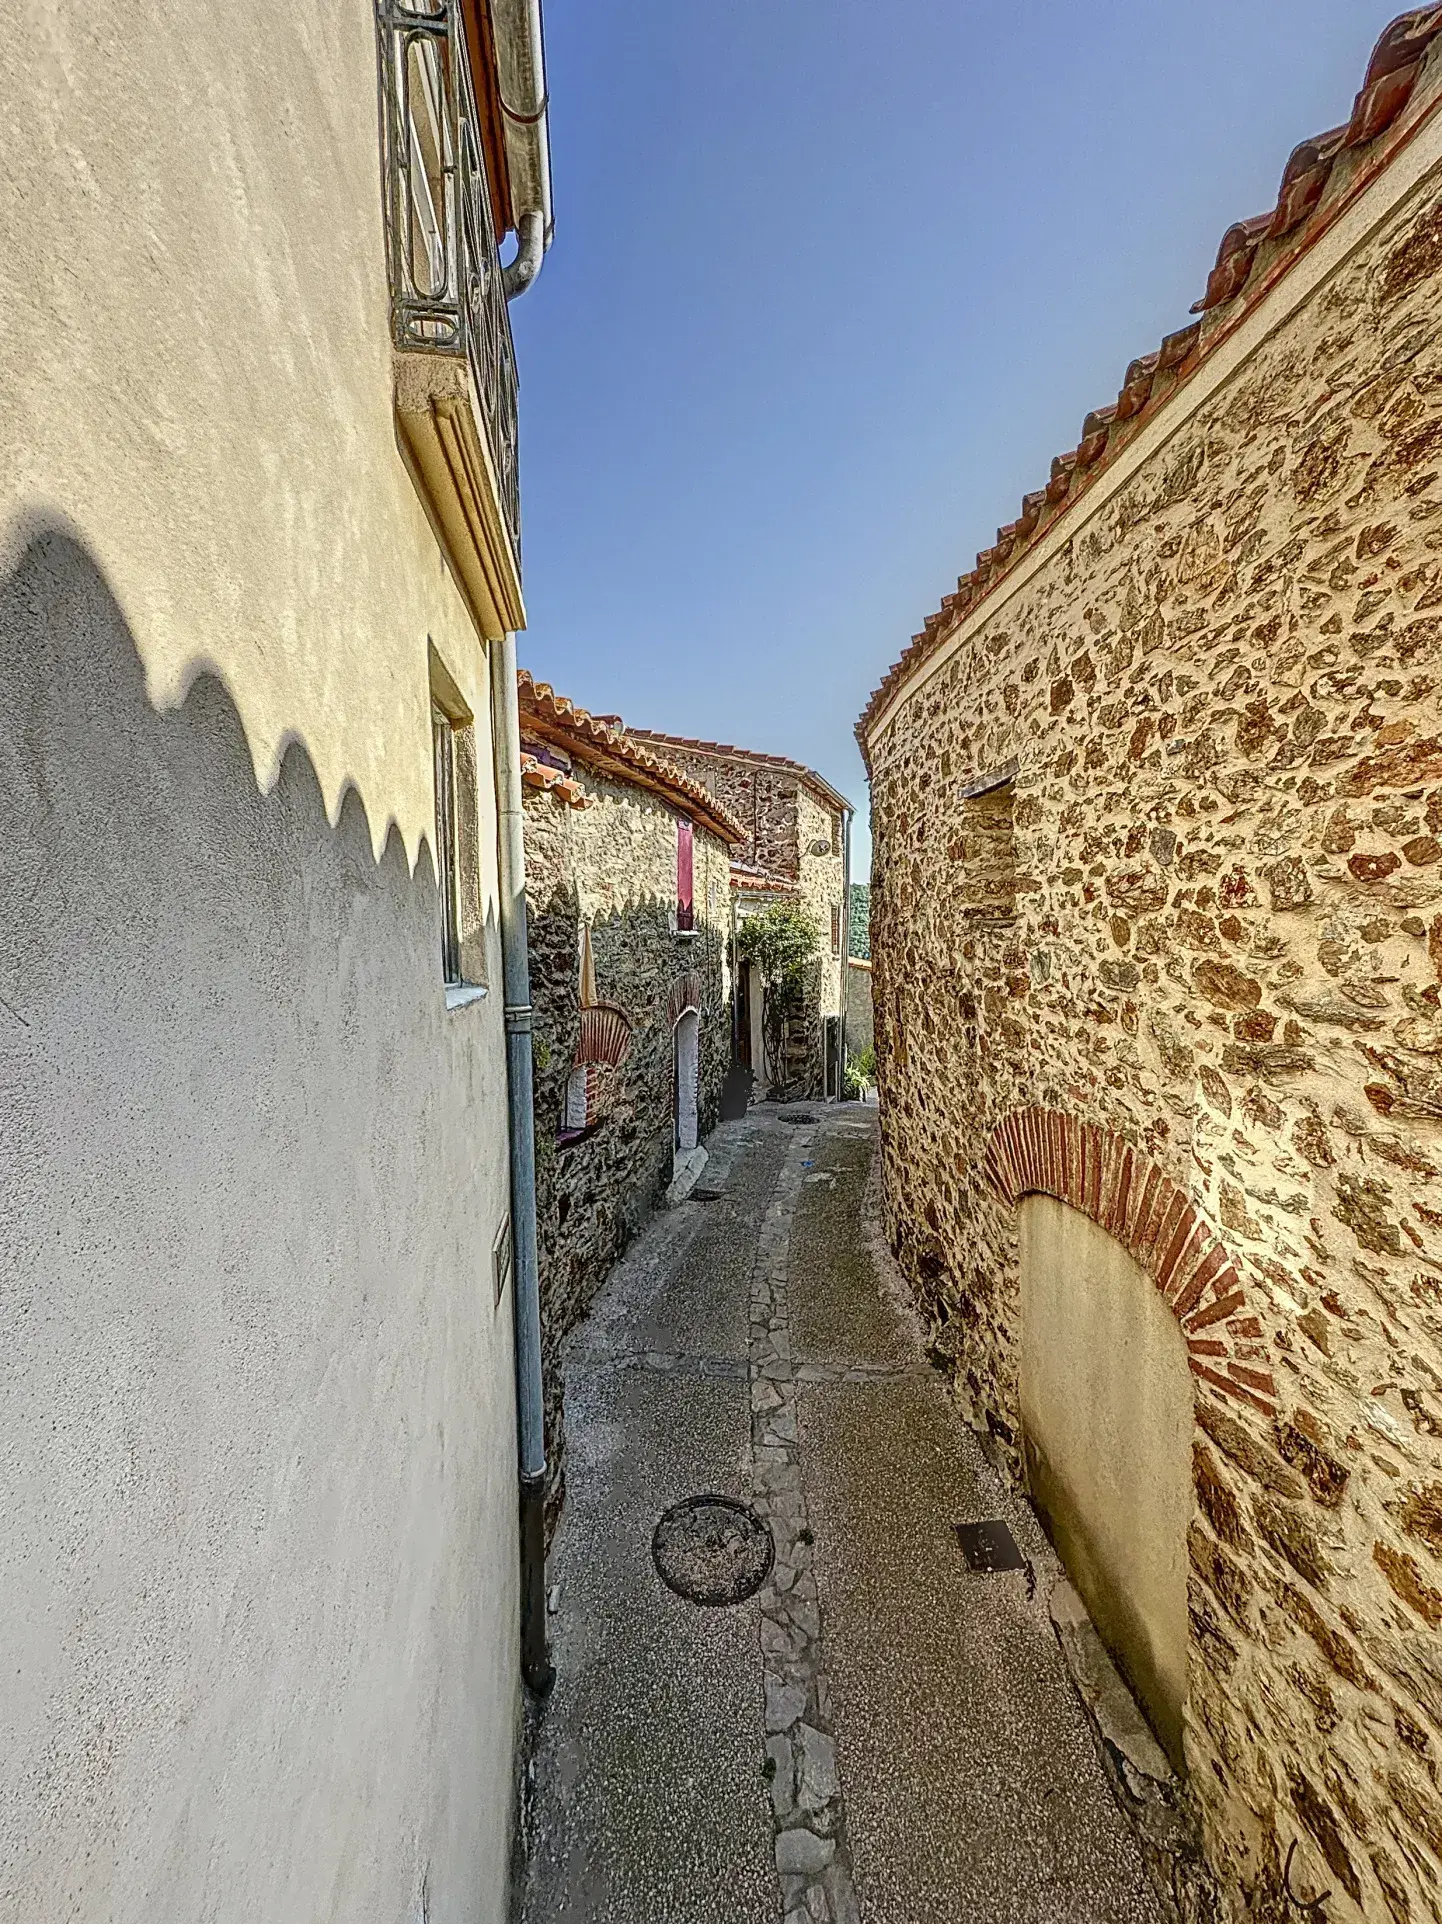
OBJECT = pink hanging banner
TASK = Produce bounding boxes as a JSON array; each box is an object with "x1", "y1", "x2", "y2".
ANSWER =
[{"x1": 676, "y1": 817, "x2": 694, "y2": 931}]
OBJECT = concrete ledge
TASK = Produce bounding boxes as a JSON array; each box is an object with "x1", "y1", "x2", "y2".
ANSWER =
[
  {"x1": 1048, "y1": 1578, "x2": 1220, "y2": 1924},
  {"x1": 665, "y1": 1145, "x2": 709, "y2": 1207}
]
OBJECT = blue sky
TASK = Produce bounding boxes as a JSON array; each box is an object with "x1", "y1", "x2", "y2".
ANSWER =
[{"x1": 510, "y1": 0, "x2": 1388, "y2": 873}]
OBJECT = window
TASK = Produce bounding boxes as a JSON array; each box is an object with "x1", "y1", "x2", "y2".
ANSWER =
[
  {"x1": 430, "y1": 648, "x2": 485, "y2": 993},
  {"x1": 957, "y1": 769, "x2": 1018, "y2": 920},
  {"x1": 830, "y1": 903, "x2": 842, "y2": 956},
  {"x1": 831, "y1": 809, "x2": 842, "y2": 857},
  {"x1": 676, "y1": 817, "x2": 694, "y2": 932},
  {"x1": 433, "y1": 702, "x2": 462, "y2": 983}
]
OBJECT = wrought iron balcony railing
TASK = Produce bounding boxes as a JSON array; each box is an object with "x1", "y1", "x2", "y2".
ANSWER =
[{"x1": 377, "y1": 0, "x2": 520, "y2": 561}]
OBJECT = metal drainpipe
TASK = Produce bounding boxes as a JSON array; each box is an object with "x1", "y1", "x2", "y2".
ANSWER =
[{"x1": 491, "y1": 631, "x2": 554, "y2": 1697}]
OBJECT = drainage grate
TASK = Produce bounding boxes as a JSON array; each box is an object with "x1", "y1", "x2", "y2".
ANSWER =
[
  {"x1": 955, "y1": 1519, "x2": 1027, "y2": 1572},
  {"x1": 690, "y1": 1186, "x2": 724, "y2": 1202},
  {"x1": 653, "y1": 1495, "x2": 775, "y2": 1605},
  {"x1": 779, "y1": 1111, "x2": 818, "y2": 1125}
]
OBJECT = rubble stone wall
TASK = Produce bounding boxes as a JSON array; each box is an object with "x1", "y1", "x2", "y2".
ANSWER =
[
  {"x1": 866, "y1": 143, "x2": 1442, "y2": 1923},
  {"x1": 651, "y1": 744, "x2": 802, "y2": 880},
  {"x1": 523, "y1": 770, "x2": 730, "y2": 1518}
]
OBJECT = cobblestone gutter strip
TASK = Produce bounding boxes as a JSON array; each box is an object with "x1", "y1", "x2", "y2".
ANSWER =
[
  {"x1": 748, "y1": 1123, "x2": 861, "y2": 1924},
  {"x1": 569, "y1": 1348, "x2": 919, "y2": 1384}
]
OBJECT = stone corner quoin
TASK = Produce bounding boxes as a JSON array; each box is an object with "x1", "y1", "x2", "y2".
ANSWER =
[{"x1": 862, "y1": 25, "x2": 1442, "y2": 1924}]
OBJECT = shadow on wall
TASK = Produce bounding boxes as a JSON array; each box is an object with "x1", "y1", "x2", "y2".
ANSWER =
[{"x1": 0, "y1": 522, "x2": 516, "y2": 1921}]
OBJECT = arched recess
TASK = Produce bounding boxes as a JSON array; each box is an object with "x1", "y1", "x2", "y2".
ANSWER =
[
  {"x1": 559, "y1": 1001, "x2": 632, "y2": 1141},
  {"x1": 669, "y1": 973, "x2": 704, "y2": 1156},
  {"x1": 667, "y1": 971, "x2": 703, "y2": 1031},
  {"x1": 980, "y1": 1107, "x2": 1277, "y2": 1772},
  {"x1": 981, "y1": 1107, "x2": 1275, "y2": 1415}
]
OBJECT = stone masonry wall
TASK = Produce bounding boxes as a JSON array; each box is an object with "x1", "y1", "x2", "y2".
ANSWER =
[
  {"x1": 795, "y1": 786, "x2": 847, "y2": 1095},
  {"x1": 523, "y1": 768, "x2": 730, "y2": 1520},
  {"x1": 867, "y1": 140, "x2": 1442, "y2": 1922},
  {"x1": 653, "y1": 745, "x2": 802, "y2": 880}
]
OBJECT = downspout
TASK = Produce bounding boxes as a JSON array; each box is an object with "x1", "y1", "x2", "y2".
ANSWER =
[
  {"x1": 503, "y1": 209, "x2": 546, "y2": 301},
  {"x1": 492, "y1": 632, "x2": 555, "y2": 1697},
  {"x1": 498, "y1": 0, "x2": 553, "y2": 302}
]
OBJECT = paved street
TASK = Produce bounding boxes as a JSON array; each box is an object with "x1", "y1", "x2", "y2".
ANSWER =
[{"x1": 516, "y1": 1106, "x2": 1165, "y2": 1924}]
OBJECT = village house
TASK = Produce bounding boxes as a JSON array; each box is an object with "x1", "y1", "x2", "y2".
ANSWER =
[
  {"x1": 514, "y1": 673, "x2": 742, "y2": 1511},
  {"x1": 861, "y1": 11, "x2": 1442, "y2": 1920},
  {"x1": 628, "y1": 730, "x2": 854, "y2": 1098},
  {"x1": 1, "y1": 3, "x2": 554, "y2": 1919}
]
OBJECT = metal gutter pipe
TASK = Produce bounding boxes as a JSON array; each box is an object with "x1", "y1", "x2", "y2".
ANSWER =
[
  {"x1": 503, "y1": 209, "x2": 546, "y2": 300},
  {"x1": 495, "y1": 0, "x2": 553, "y2": 299},
  {"x1": 491, "y1": 631, "x2": 554, "y2": 1696}
]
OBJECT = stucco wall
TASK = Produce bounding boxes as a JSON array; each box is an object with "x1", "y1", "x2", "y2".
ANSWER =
[
  {"x1": 0, "y1": 6, "x2": 521, "y2": 1918},
  {"x1": 522, "y1": 769, "x2": 731, "y2": 1517},
  {"x1": 866, "y1": 93, "x2": 1442, "y2": 1923},
  {"x1": 1019, "y1": 1196, "x2": 1192, "y2": 1766}
]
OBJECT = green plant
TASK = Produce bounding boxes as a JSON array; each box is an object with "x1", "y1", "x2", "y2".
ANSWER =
[
  {"x1": 841, "y1": 1044, "x2": 874, "y2": 1100},
  {"x1": 737, "y1": 904, "x2": 820, "y2": 1095}
]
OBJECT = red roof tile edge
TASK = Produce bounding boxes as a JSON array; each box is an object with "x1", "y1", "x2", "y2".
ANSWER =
[
  {"x1": 519, "y1": 752, "x2": 594, "y2": 810},
  {"x1": 731, "y1": 862, "x2": 800, "y2": 895},
  {"x1": 517, "y1": 671, "x2": 747, "y2": 846},
  {"x1": 855, "y1": 5, "x2": 1442, "y2": 766},
  {"x1": 626, "y1": 728, "x2": 853, "y2": 817}
]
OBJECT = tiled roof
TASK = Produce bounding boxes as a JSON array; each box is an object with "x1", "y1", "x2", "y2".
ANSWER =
[
  {"x1": 856, "y1": 4, "x2": 1442, "y2": 760},
  {"x1": 626, "y1": 728, "x2": 853, "y2": 816},
  {"x1": 517, "y1": 672, "x2": 746, "y2": 846},
  {"x1": 731, "y1": 860, "x2": 800, "y2": 896},
  {"x1": 519, "y1": 751, "x2": 594, "y2": 809}
]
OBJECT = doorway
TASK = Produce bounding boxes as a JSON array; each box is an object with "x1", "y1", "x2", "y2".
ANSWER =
[
  {"x1": 1018, "y1": 1194, "x2": 1191, "y2": 1767},
  {"x1": 674, "y1": 1009, "x2": 700, "y2": 1154}
]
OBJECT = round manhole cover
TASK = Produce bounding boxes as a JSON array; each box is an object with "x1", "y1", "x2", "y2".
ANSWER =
[{"x1": 652, "y1": 1494, "x2": 774, "y2": 1605}]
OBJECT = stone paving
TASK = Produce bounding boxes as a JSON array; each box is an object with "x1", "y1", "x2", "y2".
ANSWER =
[{"x1": 515, "y1": 1105, "x2": 1166, "y2": 1923}]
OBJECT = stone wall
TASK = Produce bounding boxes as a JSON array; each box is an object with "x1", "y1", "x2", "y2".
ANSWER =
[
  {"x1": 797, "y1": 785, "x2": 848, "y2": 1038},
  {"x1": 845, "y1": 959, "x2": 874, "y2": 1062},
  {"x1": 865, "y1": 106, "x2": 1442, "y2": 1924},
  {"x1": 523, "y1": 767, "x2": 730, "y2": 1518},
  {"x1": 650, "y1": 743, "x2": 803, "y2": 880}
]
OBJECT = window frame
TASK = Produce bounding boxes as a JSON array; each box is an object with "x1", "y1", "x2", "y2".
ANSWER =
[{"x1": 432, "y1": 700, "x2": 463, "y2": 985}]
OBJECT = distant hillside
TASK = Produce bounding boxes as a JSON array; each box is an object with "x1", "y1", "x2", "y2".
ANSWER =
[{"x1": 849, "y1": 883, "x2": 870, "y2": 959}]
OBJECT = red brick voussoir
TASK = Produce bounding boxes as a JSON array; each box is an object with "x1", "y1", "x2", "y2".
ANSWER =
[{"x1": 981, "y1": 1107, "x2": 1277, "y2": 1417}]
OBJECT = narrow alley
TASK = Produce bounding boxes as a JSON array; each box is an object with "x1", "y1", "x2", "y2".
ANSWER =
[{"x1": 518, "y1": 1107, "x2": 1168, "y2": 1924}]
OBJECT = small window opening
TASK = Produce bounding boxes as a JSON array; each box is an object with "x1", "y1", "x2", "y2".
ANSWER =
[
  {"x1": 830, "y1": 810, "x2": 842, "y2": 857},
  {"x1": 958, "y1": 771, "x2": 1017, "y2": 920},
  {"x1": 430, "y1": 647, "x2": 485, "y2": 991},
  {"x1": 433, "y1": 702, "x2": 463, "y2": 983}
]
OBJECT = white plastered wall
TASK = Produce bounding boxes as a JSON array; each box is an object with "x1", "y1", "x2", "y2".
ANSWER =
[{"x1": 0, "y1": 3, "x2": 521, "y2": 1920}]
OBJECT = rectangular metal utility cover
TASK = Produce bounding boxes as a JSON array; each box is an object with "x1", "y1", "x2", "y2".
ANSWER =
[{"x1": 955, "y1": 1519, "x2": 1026, "y2": 1572}]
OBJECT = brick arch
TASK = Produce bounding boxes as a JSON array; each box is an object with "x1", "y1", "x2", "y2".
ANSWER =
[
  {"x1": 981, "y1": 1107, "x2": 1276, "y2": 1417},
  {"x1": 667, "y1": 971, "x2": 703, "y2": 1029}
]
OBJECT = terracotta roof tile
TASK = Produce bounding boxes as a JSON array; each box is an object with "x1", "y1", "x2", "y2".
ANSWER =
[
  {"x1": 517, "y1": 672, "x2": 745, "y2": 845},
  {"x1": 730, "y1": 861, "x2": 800, "y2": 895},
  {"x1": 519, "y1": 751, "x2": 595, "y2": 809},
  {"x1": 856, "y1": 4, "x2": 1442, "y2": 762}
]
